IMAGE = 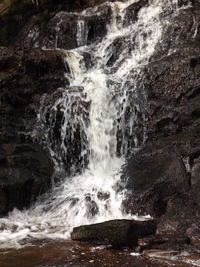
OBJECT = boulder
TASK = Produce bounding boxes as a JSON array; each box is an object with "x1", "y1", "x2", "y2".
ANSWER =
[
  {"x1": 71, "y1": 219, "x2": 157, "y2": 247},
  {"x1": 0, "y1": 144, "x2": 53, "y2": 215},
  {"x1": 178, "y1": 0, "x2": 195, "y2": 7},
  {"x1": 157, "y1": 184, "x2": 200, "y2": 240},
  {"x1": 122, "y1": 144, "x2": 190, "y2": 217}
]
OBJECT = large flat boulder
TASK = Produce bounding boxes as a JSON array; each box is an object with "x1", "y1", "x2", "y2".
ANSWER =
[{"x1": 71, "y1": 219, "x2": 157, "y2": 247}]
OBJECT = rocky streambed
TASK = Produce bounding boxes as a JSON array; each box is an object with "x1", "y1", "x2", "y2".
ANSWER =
[{"x1": 0, "y1": 240, "x2": 200, "y2": 267}]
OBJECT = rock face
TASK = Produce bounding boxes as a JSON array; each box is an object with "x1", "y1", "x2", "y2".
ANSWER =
[
  {"x1": 0, "y1": 0, "x2": 109, "y2": 46},
  {"x1": 71, "y1": 219, "x2": 157, "y2": 247},
  {"x1": 0, "y1": 144, "x2": 53, "y2": 215},
  {"x1": 0, "y1": 0, "x2": 116, "y2": 215},
  {"x1": 122, "y1": 145, "x2": 190, "y2": 217},
  {"x1": 123, "y1": 0, "x2": 148, "y2": 26},
  {"x1": 0, "y1": 47, "x2": 68, "y2": 215},
  {"x1": 23, "y1": 4, "x2": 112, "y2": 50},
  {"x1": 120, "y1": 0, "x2": 200, "y2": 249},
  {"x1": 39, "y1": 87, "x2": 90, "y2": 174}
]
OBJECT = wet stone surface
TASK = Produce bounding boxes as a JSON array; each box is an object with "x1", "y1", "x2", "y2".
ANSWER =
[{"x1": 0, "y1": 240, "x2": 199, "y2": 267}]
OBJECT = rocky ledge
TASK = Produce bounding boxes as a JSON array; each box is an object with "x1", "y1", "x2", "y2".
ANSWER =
[{"x1": 71, "y1": 219, "x2": 157, "y2": 248}]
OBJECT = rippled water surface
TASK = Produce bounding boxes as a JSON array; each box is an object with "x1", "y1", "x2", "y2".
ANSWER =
[
  {"x1": 0, "y1": 241, "x2": 150, "y2": 267},
  {"x1": 0, "y1": 241, "x2": 199, "y2": 267}
]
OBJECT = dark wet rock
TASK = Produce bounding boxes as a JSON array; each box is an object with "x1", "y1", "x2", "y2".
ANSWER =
[
  {"x1": 71, "y1": 219, "x2": 157, "y2": 247},
  {"x1": 23, "y1": 4, "x2": 111, "y2": 50},
  {"x1": 115, "y1": 72, "x2": 148, "y2": 155},
  {"x1": 105, "y1": 36, "x2": 133, "y2": 72},
  {"x1": 122, "y1": 125, "x2": 200, "y2": 249},
  {"x1": 0, "y1": 0, "x2": 111, "y2": 46},
  {"x1": 122, "y1": 144, "x2": 189, "y2": 217},
  {"x1": 123, "y1": 0, "x2": 148, "y2": 26},
  {"x1": 153, "y1": 1, "x2": 200, "y2": 61},
  {"x1": 39, "y1": 87, "x2": 90, "y2": 174},
  {"x1": 142, "y1": 52, "x2": 200, "y2": 142},
  {"x1": 178, "y1": 0, "x2": 195, "y2": 7},
  {"x1": 0, "y1": 47, "x2": 67, "y2": 144},
  {"x1": 138, "y1": 235, "x2": 165, "y2": 250},
  {"x1": 0, "y1": 149, "x2": 6, "y2": 165},
  {"x1": 0, "y1": 47, "x2": 68, "y2": 214},
  {"x1": 97, "y1": 190, "x2": 110, "y2": 200},
  {"x1": 121, "y1": 1, "x2": 200, "y2": 245},
  {"x1": 157, "y1": 191, "x2": 200, "y2": 247},
  {"x1": 191, "y1": 156, "x2": 200, "y2": 185},
  {"x1": 138, "y1": 234, "x2": 190, "y2": 251},
  {"x1": 86, "y1": 5, "x2": 111, "y2": 45},
  {"x1": 0, "y1": 144, "x2": 53, "y2": 215},
  {"x1": 85, "y1": 195, "x2": 99, "y2": 218}
]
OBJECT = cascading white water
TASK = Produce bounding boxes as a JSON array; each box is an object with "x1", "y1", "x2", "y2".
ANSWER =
[{"x1": 0, "y1": 0, "x2": 180, "y2": 249}]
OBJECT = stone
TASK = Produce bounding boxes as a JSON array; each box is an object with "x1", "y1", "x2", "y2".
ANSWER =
[
  {"x1": 0, "y1": 148, "x2": 6, "y2": 164},
  {"x1": 138, "y1": 235, "x2": 165, "y2": 250},
  {"x1": 178, "y1": 0, "x2": 195, "y2": 7},
  {"x1": 152, "y1": 1, "x2": 200, "y2": 61},
  {"x1": 0, "y1": 0, "x2": 111, "y2": 46},
  {"x1": 71, "y1": 219, "x2": 157, "y2": 248},
  {"x1": 0, "y1": 47, "x2": 68, "y2": 214},
  {"x1": 0, "y1": 144, "x2": 53, "y2": 215},
  {"x1": 123, "y1": 0, "x2": 148, "y2": 26},
  {"x1": 122, "y1": 144, "x2": 189, "y2": 217},
  {"x1": 23, "y1": 4, "x2": 111, "y2": 50}
]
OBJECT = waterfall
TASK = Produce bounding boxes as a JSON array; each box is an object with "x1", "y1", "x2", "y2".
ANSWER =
[{"x1": 0, "y1": 0, "x2": 179, "y2": 249}]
